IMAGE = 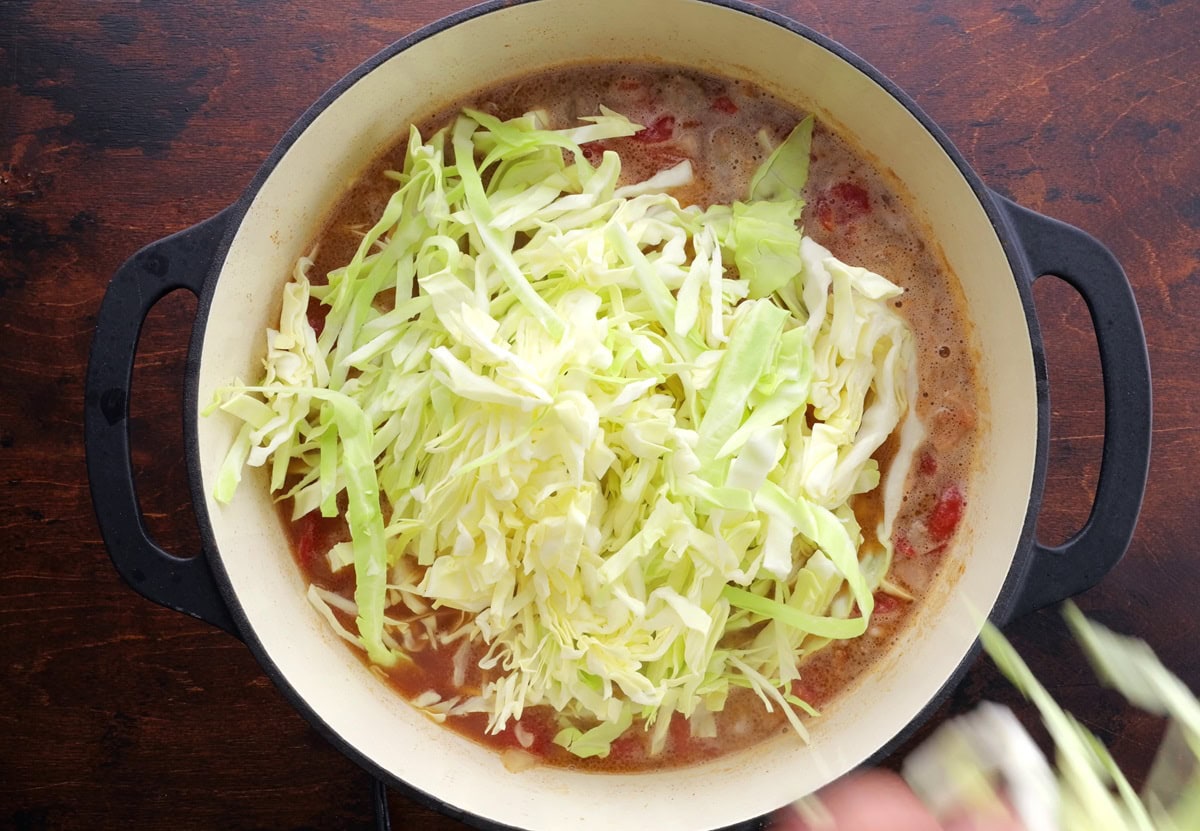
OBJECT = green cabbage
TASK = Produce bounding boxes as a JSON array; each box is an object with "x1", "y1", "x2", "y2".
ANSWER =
[
  {"x1": 902, "y1": 605, "x2": 1200, "y2": 831},
  {"x1": 208, "y1": 106, "x2": 914, "y2": 758}
]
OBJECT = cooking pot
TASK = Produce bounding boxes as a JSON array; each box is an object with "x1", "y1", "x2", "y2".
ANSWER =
[{"x1": 84, "y1": 1, "x2": 1152, "y2": 829}]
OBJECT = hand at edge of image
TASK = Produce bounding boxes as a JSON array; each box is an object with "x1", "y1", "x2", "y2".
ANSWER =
[
  {"x1": 771, "y1": 770, "x2": 1024, "y2": 831},
  {"x1": 771, "y1": 603, "x2": 1200, "y2": 831}
]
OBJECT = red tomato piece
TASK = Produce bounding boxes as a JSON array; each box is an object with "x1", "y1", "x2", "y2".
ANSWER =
[
  {"x1": 668, "y1": 712, "x2": 690, "y2": 749},
  {"x1": 918, "y1": 451, "x2": 938, "y2": 477},
  {"x1": 306, "y1": 297, "x2": 328, "y2": 338},
  {"x1": 294, "y1": 513, "x2": 321, "y2": 570},
  {"x1": 791, "y1": 675, "x2": 830, "y2": 709},
  {"x1": 711, "y1": 95, "x2": 739, "y2": 114},
  {"x1": 814, "y1": 181, "x2": 872, "y2": 231},
  {"x1": 894, "y1": 532, "x2": 917, "y2": 558},
  {"x1": 634, "y1": 114, "x2": 676, "y2": 143},
  {"x1": 928, "y1": 485, "x2": 965, "y2": 543},
  {"x1": 293, "y1": 512, "x2": 351, "y2": 575},
  {"x1": 872, "y1": 591, "x2": 902, "y2": 615},
  {"x1": 606, "y1": 732, "x2": 643, "y2": 765},
  {"x1": 832, "y1": 181, "x2": 871, "y2": 214},
  {"x1": 510, "y1": 711, "x2": 553, "y2": 756}
]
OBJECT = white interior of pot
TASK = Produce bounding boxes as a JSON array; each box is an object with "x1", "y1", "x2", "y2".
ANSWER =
[{"x1": 196, "y1": 0, "x2": 1039, "y2": 828}]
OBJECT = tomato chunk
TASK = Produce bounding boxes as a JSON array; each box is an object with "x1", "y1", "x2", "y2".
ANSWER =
[
  {"x1": 918, "y1": 451, "x2": 938, "y2": 477},
  {"x1": 505, "y1": 710, "x2": 554, "y2": 756},
  {"x1": 294, "y1": 512, "x2": 321, "y2": 570},
  {"x1": 791, "y1": 675, "x2": 830, "y2": 709},
  {"x1": 814, "y1": 181, "x2": 872, "y2": 231},
  {"x1": 306, "y1": 297, "x2": 328, "y2": 338},
  {"x1": 711, "y1": 95, "x2": 738, "y2": 114},
  {"x1": 292, "y1": 511, "x2": 350, "y2": 575},
  {"x1": 668, "y1": 711, "x2": 690, "y2": 749},
  {"x1": 606, "y1": 731, "x2": 644, "y2": 765},
  {"x1": 872, "y1": 590, "x2": 902, "y2": 615},
  {"x1": 928, "y1": 484, "x2": 965, "y2": 542},
  {"x1": 634, "y1": 115, "x2": 676, "y2": 144}
]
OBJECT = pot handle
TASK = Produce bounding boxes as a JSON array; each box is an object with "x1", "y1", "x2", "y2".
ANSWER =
[
  {"x1": 372, "y1": 779, "x2": 391, "y2": 831},
  {"x1": 85, "y1": 209, "x2": 240, "y2": 637},
  {"x1": 996, "y1": 193, "x2": 1152, "y2": 620}
]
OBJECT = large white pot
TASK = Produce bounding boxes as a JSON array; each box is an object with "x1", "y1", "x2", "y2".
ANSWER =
[{"x1": 86, "y1": 1, "x2": 1151, "y2": 829}]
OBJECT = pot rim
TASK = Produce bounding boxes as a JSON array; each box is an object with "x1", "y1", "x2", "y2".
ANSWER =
[{"x1": 182, "y1": 1, "x2": 1050, "y2": 827}]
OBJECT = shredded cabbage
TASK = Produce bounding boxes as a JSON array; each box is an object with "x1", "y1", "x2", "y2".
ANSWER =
[
  {"x1": 208, "y1": 106, "x2": 915, "y2": 759},
  {"x1": 903, "y1": 605, "x2": 1200, "y2": 831}
]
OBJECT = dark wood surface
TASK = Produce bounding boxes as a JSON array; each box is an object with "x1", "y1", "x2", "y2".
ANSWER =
[{"x1": 2, "y1": 1, "x2": 1197, "y2": 828}]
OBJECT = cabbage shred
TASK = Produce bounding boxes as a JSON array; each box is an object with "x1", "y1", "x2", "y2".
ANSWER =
[
  {"x1": 209, "y1": 107, "x2": 915, "y2": 759},
  {"x1": 903, "y1": 606, "x2": 1200, "y2": 831}
]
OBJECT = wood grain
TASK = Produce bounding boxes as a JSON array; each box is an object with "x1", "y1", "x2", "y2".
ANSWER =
[{"x1": 2, "y1": 1, "x2": 1197, "y2": 828}]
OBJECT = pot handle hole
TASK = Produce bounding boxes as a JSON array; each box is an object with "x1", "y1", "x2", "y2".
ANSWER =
[
  {"x1": 996, "y1": 194, "x2": 1152, "y2": 620},
  {"x1": 85, "y1": 209, "x2": 240, "y2": 637}
]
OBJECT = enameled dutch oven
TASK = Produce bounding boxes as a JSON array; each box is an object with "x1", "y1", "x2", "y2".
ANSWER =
[{"x1": 84, "y1": 1, "x2": 1152, "y2": 829}]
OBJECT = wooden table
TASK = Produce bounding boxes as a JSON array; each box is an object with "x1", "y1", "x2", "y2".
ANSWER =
[{"x1": 3, "y1": 1, "x2": 1196, "y2": 828}]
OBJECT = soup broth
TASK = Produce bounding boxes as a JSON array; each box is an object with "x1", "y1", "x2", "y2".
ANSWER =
[{"x1": 283, "y1": 64, "x2": 981, "y2": 772}]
